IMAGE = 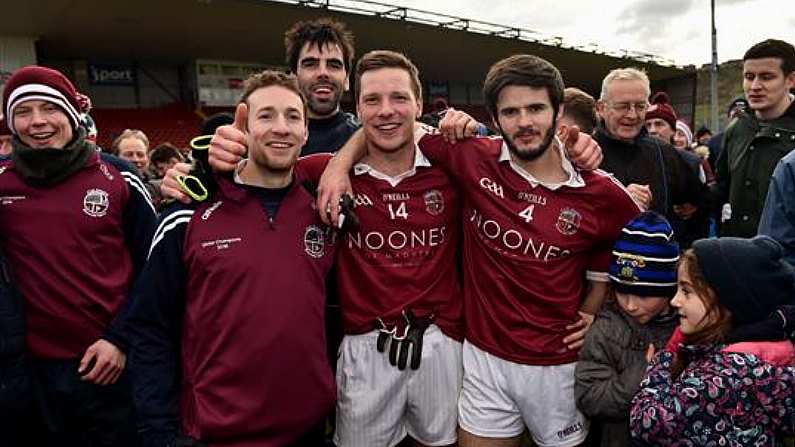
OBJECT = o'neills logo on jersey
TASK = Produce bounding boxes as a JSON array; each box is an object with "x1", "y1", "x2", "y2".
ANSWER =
[
  {"x1": 479, "y1": 177, "x2": 504, "y2": 199},
  {"x1": 83, "y1": 188, "x2": 110, "y2": 218},
  {"x1": 424, "y1": 190, "x2": 444, "y2": 216},
  {"x1": 354, "y1": 194, "x2": 373, "y2": 207},
  {"x1": 556, "y1": 207, "x2": 581, "y2": 236},
  {"x1": 99, "y1": 163, "x2": 114, "y2": 181},
  {"x1": 201, "y1": 200, "x2": 223, "y2": 220},
  {"x1": 304, "y1": 225, "x2": 326, "y2": 258}
]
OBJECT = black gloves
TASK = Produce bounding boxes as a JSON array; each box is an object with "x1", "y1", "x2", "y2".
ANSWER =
[{"x1": 376, "y1": 310, "x2": 434, "y2": 371}]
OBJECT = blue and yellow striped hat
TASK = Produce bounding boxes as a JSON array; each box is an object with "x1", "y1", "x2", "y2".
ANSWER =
[{"x1": 609, "y1": 211, "x2": 680, "y2": 298}]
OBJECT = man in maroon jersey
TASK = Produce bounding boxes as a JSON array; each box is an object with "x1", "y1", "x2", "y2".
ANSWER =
[
  {"x1": 0, "y1": 66, "x2": 156, "y2": 446},
  {"x1": 320, "y1": 55, "x2": 640, "y2": 447},
  {"x1": 127, "y1": 71, "x2": 338, "y2": 447},
  {"x1": 315, "y1": 49, "x2": 464, "y2": 447}
]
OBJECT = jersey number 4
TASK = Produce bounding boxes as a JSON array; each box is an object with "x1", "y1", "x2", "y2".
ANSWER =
[
  {"x1": 388, "y1": 202, "x2": 409, "y2": 220},
  {"x1": 518, "y1": 205, "x2": 535, "y2": 223}
]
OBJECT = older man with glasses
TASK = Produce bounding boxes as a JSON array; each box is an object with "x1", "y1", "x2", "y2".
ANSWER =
[{"x1": 594, "y1": 68, "x2": 704, "y2": 236}]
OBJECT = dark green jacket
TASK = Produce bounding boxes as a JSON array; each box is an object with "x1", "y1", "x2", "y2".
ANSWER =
[{"x1": 716, "y1": 100, "x2": 795, "y2": 237}]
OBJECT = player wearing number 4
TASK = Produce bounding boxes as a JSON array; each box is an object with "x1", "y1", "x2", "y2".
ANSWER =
[{"x1": 320, "y1": 54, "x2": 639, "y2": 447}]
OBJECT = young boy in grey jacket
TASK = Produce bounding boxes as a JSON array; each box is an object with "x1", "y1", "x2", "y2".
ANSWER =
[{"x1": 575, "y1": 211, "x2": 680, "y2": 447}]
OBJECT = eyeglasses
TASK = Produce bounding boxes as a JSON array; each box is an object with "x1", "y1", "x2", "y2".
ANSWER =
[{"x1": 606, "y1": 102, "x2": 649, "y2": 114}]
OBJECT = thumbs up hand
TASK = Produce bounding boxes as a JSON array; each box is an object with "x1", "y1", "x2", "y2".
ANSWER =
[
  {"x1": 208, "y1": 102, "x2": 249, "y2": 173},
  {"x1": 562, "y1": 125, "x2": 602, "y2": 171}
]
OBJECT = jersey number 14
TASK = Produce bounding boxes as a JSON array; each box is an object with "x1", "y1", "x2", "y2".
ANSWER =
[{"x1": 388, "y1": 202, "x2": 409, "y2": 220}]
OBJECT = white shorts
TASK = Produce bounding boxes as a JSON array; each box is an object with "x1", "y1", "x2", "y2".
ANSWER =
[
  {"x1": 334, "y1": 325, "x2": 463, "y2": 447},
  {"x1": 458, "y1": 341, "x2": 588, "y2": 447}
]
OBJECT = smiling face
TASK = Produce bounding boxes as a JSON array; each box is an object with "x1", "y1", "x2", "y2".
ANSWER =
[
  {"x1": 12, "y1": 99, "x2": 74, "y2": 149},
  {"x1": 246, "y1": 85, "x2": 307, "y2": 173},
  {"x1": 118, "y1": 137, "x2": 150, "y2": 172},
  {"x1": 357, "y1": 67, "x2": 421, "y2": 156},
  {"x1": 296, "y1": 42, "x2": 349, "y2": 119},
  {"x1": 673, "y1": 128, "x2": 689, "y2": 150},
  {"x1": 597, "y1": 79, "x2": 649, "y2": 142},
  {"x1": 670, "y1": 262, "x2": 713, "y2": 335}
]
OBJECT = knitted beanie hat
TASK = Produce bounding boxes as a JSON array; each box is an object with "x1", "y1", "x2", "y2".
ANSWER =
[
  {"x1": 2, "y1": 65, "x2": 82, "y2": 135},
  {"x1": 692, "y1": 236, "x2": 795, "y2": 325},
  {"x1": 609, "y1": 211, "x2": 680, "y2": 298},
  {"x1": 675, "y1": 120, "x2": 693, "y2": 147},
  {"x1": 645, "y1": 92, "x2": 677, "y2": 130}
]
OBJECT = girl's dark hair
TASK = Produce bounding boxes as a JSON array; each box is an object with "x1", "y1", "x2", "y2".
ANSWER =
[{"x1": 670, "y1": 249, "x2": 733, "y2": 379}]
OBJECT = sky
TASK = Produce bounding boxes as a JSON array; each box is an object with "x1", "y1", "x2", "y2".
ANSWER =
[{"x1": 395, "y1": 0, "x2": 795, "y2": 67}]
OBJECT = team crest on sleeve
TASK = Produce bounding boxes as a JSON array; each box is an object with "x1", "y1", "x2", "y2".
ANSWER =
[
  {"x1": 304, "y1": 225, "x2": 326, "y2": 258},
  {"x1": 423, "y1": 190, "x2": 444, "y2": 216},
  {"x1": 555, "y1": 207, "x2": 581, "y2": 236},
  {"x1": 83, "y1": 188, "x2": 110, "y2": 218}
]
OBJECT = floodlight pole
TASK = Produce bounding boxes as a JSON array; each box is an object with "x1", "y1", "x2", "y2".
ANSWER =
[{"x1": 710, "y1": 0, "x2": 719, "y2": 131}]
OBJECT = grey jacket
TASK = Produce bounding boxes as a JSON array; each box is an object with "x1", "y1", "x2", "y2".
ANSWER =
[{"x1": 575, "y1": 304, "x2": 678, "y2": 447}]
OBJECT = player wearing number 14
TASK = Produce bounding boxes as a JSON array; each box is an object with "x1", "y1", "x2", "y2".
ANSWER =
[{"x1": 298, "y1": 50, "x2": 463, "y2": 447}]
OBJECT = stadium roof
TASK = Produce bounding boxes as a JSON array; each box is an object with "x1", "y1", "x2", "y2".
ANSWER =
[{"x1": 3, "y1": 0, "x2": 694, "y2": 95}]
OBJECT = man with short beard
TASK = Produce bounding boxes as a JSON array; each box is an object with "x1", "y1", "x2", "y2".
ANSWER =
[
  {"x1": 320, "y1": 54, "x2": 637, "y2": 447},
  {"x1": 127, "y1": 71, "x2": 337, "y2": 447}
]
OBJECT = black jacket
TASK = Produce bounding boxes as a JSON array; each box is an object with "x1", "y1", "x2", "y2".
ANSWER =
[
  {"x1": 0, "y1": 245, "x2": 32, "y2": 417},
  {"x1": 595, "y1": 126, "x2": 707, "y2": 232}
]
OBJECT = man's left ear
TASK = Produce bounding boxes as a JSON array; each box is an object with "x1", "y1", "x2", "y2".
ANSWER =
[
  {"x1": 415, "y1": 99, "x2": 423, "y2": 120},
  {"x1": 343, "y1": 76, "x2": 351, "y2": 93},
  {"x1": 786, "y1": 71, "x2": 795, "y2": 90},
  {"x1": 556, "y1": 122, "x2": 569, "y2": 139}
]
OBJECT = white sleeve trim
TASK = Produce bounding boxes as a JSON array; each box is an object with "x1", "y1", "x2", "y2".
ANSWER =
[
  {"x1": 586, "y1": 270, "x2": 609, "y2": 282},
  {"x1": 121, "y1": 171, "x2": 156, "y2": 215},
  {"x1": 148, "y1": 210, "x2": 194, "y2": 259}
]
